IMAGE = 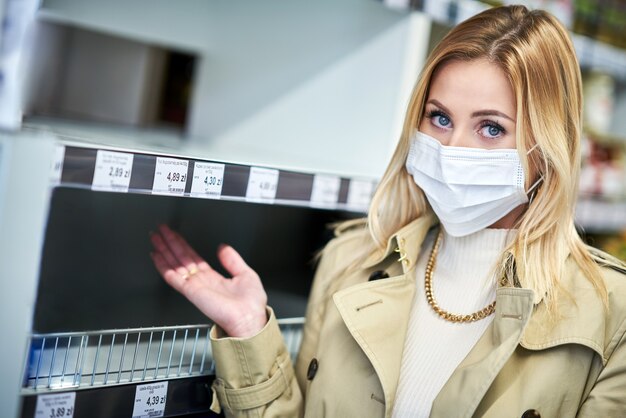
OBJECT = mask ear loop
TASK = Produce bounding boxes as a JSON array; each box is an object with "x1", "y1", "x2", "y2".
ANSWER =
[
  {"x1": 526, "y1": 143, "x2": 540, "y2": 154},
  {"x1": 525, "y1": 143, "x2": 542, "y2": 206},
  {"x1": 527, "y1": 176, "x2": 543, "y2": 205}
]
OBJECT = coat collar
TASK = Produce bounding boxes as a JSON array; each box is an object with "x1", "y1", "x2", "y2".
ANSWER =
[{"x1": 362, "y1": 211, "x2": 437, "y2": 271}]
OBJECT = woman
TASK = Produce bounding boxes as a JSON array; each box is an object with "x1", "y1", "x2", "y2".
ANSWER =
[{"x1": 150, "y1": 5, "x2": 626, "y2": 417}]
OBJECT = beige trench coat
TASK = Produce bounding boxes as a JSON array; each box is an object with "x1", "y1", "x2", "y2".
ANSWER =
[{"x1": 209, "y1": 214, "x2": 626, "y2": 417}]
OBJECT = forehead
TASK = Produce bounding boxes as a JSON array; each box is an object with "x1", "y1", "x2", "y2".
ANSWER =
[{"x1": 428, "y1": 59, "x2": 516, "y2": 115}]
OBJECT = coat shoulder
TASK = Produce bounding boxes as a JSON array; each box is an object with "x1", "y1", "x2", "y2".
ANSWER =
[
  {"x1": 326, "y1": 217, "x2": 371, "y2": 254},
  {"x1": 579, "y1": 254, "x2": 626, "y2": 356},
  {"x1": 565, "y1": 252, "x2": 626, "y2": 308},
  {"x1": 600, "y1": 260, "x2": 626, "y2": 318},
  {"x1": 588, "y1": 248, "x2": 626, "y2": 303}
]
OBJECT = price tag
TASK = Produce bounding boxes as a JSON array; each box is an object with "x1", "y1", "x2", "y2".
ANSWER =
[
  {"x1": 190, "y1": 162, "x2": 225, "y2": 199},
  {"x1": 92, "y1": 150, "x2": 134, "y2": 192},
  {"x1": 50, "y1": 145, "x2": 65, "y2": 185},
  {"x1": 35, "y1": 392, "x2": 75, "y2": 418},
  {"x1": 152, "y1": 157, "x2": 189, "y2": 196},
  {"x1": 310, "y1": 174, "x2": 340, "y2": 208},
  {"x1": 246, "y1": 167, "x2": 279, "y2": 203},
  {"x1": 346, "y1": 179, "x2": 375, "y2": 212},
  {"x1": 132, "y1": 381, "x2": 168, "y2": 418}
]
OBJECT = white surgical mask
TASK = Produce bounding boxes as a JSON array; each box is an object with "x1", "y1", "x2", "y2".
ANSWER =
[{"x1": 405, "y1": 131, "x2": 540, "y2": 237}]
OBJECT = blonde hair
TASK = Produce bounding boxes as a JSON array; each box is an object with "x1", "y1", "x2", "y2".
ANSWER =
[{"x1": 330, "y1": 5, "x2": 624, "y2": 314}]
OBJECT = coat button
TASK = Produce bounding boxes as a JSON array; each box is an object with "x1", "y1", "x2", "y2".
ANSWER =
[
  {"x1": 368, "y1": 270, "x2": 389, "y2": 281},
  {"x1": 521, "y1": 409, "x2": 540, "y2": 418},
  {"x1": 307, "y1": 358, "x2": 318, "y2": 380}
]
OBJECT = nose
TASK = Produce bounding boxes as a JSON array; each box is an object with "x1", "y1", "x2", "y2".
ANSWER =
[{"x1": 446, "y1": 129, "x2": 466, "y2": 147}]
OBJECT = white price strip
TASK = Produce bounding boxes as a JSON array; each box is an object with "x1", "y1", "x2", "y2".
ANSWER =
[
  {"x1": 310, "y1": 174, "x2": 340, "y2": 208},
  {"x1": 190, "y1": 162, "x2": 225, "y2": 199},
  {"x1": 35, "y1": 392, "x2": 75, "y2": 418},
  {"x1": 346, "y1": 179, "x2": 374, "y2": 212},
  {"x1": 92, "y1": 150, "x2": 134, "y2": 192},
  {"x1": 152, "y1": 157, "x2": 189, "y2": 196},
  {"x1": 132, "y1": 381, "x2": 168, "y2": 418},
  {"x1": 246, "y1": 167, "x2": 279, "y2": 203},
  {"x1": 50, "y1": 145, "x2": 65, "y2": 185}
]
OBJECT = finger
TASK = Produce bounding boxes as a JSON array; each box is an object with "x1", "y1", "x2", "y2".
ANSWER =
[
  {"x1": 159, "y1": 225, "x2": 200, "y2": 272},
  {"x1": 150, "y1": 231, "x2": 189, "y2": 277},
  {"x1": 217, "y1": 244, "x2": 252, "y2": 277},
  {"x1": 151, "y1": 251, "x2": 187, "y2": 290},
  {"x1": 171, "y1": 230, "x2": 212, "y2": 272}
]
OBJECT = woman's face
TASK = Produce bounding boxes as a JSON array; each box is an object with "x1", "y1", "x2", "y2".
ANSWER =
[
  {"x1": 419, "y1": 58, "x2": 526, "y2": 229},
  {"x1": 419, "y1": 58, "x2": 517, "y2": 150}
]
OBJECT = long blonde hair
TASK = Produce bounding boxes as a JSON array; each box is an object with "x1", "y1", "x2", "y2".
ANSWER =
[{"x1": 331, "y1": 5, "x2": 624, "y2": 314}]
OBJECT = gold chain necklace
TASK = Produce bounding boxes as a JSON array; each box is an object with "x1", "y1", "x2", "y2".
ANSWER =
[{"x1": 424, "y1": 229, "x2": 496, "y2": 323}]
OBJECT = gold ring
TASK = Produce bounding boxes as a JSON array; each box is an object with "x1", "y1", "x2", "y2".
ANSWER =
[{"x1": 182, "y1": 268, "x2": 199, "y2": 280}]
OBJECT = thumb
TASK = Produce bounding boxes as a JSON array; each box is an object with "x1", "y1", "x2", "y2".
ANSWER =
[{"x1": 217, "y1": 244, "x2": 252, "y2": 277}]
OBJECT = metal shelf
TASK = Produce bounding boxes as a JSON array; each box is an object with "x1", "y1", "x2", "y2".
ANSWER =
[{"x1": 23, "y1": 319, "x2": 304, "y2": 395}]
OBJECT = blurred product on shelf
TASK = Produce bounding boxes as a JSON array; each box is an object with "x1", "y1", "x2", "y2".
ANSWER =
[
  {"x1": 574, "y1": 0, "x2": 626, "y2": 49},
  {"x1": 579, "y1": 133, "x2": 625, "y2": 199},
  {"x1": 503, "y1": 0, "x2": 574, "y2": 28},
  {"x1": 583, "y1": 230, "x2": 626, "y2": 261},
  {"x1": 603, "y1": 230, "x2": 626, "y2": 260},
  {"x1": 578, "y1": 67, "x2": 626, "y2": 260},
  {"x1": 583, "y1": 71, "x2": 616, "y2": 134}
]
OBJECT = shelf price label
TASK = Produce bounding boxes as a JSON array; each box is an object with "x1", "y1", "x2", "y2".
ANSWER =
[
  {"x1": 34, "y1": 392, "x2": 75, "y2": 418},
  {"x1": 152, "y1": 157, "x2": 189, "y2": 196},
  {"x1": 310, "y1": 174, "x2": 341, "y2": 209},
  {"x1": 50, "y1": 145, "x2": 65, "y2": 186},
  {"x1": 246, "y1": 167, "x2": 279, "y2": 203},
  {"x1": 132, "y1": 381, "x2": 168, "y2": 418},
  {"x1": 346, "y1": 179, "x2": 375, "y2": 212},
  {"x1": 92, "y1": 150, "x2": 134, "y2": 192},
  {"x1": 190, "y1": 162, "x2": 225, "y2": 199}
]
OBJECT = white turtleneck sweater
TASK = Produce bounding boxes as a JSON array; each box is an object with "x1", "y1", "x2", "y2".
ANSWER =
[{"x1": 391, "y1": 227, "x2": 514, "y2": 418}]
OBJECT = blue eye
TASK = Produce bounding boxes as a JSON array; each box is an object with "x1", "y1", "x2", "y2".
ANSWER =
[
  {"x1": 479, "y1": 122, "x2": 505, "y2": 139},
  {"x1": 426, "y1": 110, "x2": 452, "y2": 129},
  {"x1": 436, "y1": 115, "x2": 451, "y2": 127}
]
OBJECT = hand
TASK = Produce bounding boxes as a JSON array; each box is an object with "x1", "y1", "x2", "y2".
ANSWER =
[{"x1": 150, "y1": 225, "x2": 268, "y2": 338}]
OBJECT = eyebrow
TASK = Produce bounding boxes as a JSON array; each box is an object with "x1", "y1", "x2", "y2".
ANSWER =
[
  {"x1": 471, "y1": 110, "x2": 515, "y2": 123},
  {"x1": 427, "y1": 99, "x2": 515, "y2": 123}
]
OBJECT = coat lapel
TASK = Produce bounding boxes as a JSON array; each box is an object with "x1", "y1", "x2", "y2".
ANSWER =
[
  {"x1": 332, "y1": 214, "x2": 435, "y2": 417},
  {"x1": 333, "y1": 273, "x2": 416, "y2": 418},
  {"x1": 431, "y1": 287, "x2": 535, "y2": 418}
]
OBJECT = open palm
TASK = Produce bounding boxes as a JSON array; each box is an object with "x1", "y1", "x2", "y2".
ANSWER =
[{"x1": 150, "y1": 225, "x2": 268, "y2": 338}]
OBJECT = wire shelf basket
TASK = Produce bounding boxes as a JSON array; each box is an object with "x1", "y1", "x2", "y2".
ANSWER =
[{"x1": 23, "y1": 318, "x2": 304, "y2": 394}]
